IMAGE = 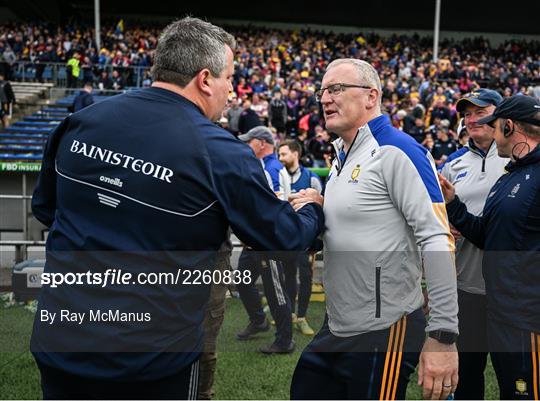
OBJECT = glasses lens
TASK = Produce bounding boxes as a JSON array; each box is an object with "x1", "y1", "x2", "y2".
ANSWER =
[{"x1": 328, "y1": 84, "x2": 341, "y2": 95}]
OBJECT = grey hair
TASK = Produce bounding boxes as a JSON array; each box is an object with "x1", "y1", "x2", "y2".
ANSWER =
[
  {"x1": 151, "y1": 17, "x2": 236, "y2": 87},
  {"x1": 326, "y1": 58, "x2": 382, "y2": 95}
]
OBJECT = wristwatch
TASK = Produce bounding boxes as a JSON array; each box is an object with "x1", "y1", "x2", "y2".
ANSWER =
[{"x1": 428, "y1": 330, "x2": 458, "y2": 344}]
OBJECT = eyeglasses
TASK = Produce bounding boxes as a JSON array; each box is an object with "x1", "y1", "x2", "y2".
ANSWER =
[{"x1": 315, "y1": 83, "x2": 373, "y2": 102}]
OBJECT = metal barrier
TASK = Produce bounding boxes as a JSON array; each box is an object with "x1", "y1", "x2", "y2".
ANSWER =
[
  {"x1": 11, "y1": 61, "x2": 152, "y2": 88},
  {"x1": 48, "y1": 87, "x2": 126, "y2": 101}
]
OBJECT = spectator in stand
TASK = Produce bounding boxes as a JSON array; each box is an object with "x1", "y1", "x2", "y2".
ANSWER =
[
  {"x1": 97, "y1": 71, "x2": 113, "y2": 91},
  {"x1": 308, "y1": 126, "x2": 334, "y2": 168},
  {"x1": 111, "y1": 69, "x2": 124, "y2": 90},
  {"x1": 268, "y1": 90, "x2": 288, "y2": 137},
  {"x1": 423, "y1": 133, "x2": 435, "y2": 152},
  {"x1": 0, "y1": 71, "x2": 15, "y2": 128},
  {"x1": 430, "y1": 98, "x2": 452, "y2": 124},
  {"x1": 251, "y1": 93, "x2": 268, "y2": 124},
  {"x1": 407, "y1": 117, "x2": 427, "y2": 144},
  {"x1": 431, "y1": 125, "x2": 458, "y2": 166},
  {"x1": 66, "y1": 51, "x2": 81, "y2": 88},
  {"x1": 286, "y1": 89, "x2": 301, "y2": 136},
  {"x1": 238, "y1": 99, "x2": 262, "y2": 134},
  {"x1": 236, "y1": 77, "x2": 252, "y2": 98},
  {"x1": 410, "y1": 96, "x2": 426, "y2": 120},
  {"x1": 226, "y1": 95, "x2": 243, "y2": 136}
]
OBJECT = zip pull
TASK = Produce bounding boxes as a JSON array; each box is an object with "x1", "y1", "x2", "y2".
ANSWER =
[{"x1": 482, "y1": 157, "x2": 486, "y2": 173}]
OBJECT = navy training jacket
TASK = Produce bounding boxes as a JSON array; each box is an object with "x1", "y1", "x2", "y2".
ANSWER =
[
  {"x1": 447, "y1": 145, "x2": 540, "y2": 333},
  {"x1": 31, "y1": 87, "x2": 324, "y2": 380}
]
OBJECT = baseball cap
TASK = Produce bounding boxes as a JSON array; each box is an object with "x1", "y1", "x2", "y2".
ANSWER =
[
  {"x1": 456, "y1": 89, "x2": 503, "y2": 113},
  {"x1": 477, "y1": 95, "x2": 540, "y2": 126},
  {"x1": 238, "y1": 126, "x2": 275, "y2": 145}
]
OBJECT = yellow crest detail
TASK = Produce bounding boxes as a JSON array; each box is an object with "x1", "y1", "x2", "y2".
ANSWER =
[
  {"x1": 351, "y1": 166, "x2": 361, "y2": 181},
  {"x1": 516, "y1": 379, "x2": 527, "y2": 394}
]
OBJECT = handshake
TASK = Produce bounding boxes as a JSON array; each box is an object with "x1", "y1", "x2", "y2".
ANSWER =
[{"x1": 287, "y1": 189, "x2": 324, "y2": 211}]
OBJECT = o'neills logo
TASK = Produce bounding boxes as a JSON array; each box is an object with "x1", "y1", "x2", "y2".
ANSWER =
[{"x1": 70, "y1": 140, "x2": 174, "y2": 183}]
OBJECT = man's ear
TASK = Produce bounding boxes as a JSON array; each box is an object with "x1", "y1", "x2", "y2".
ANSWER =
[
  {"x1": 196, "y1": 68, "x2": 213, "y2": 97},
  {"x1": 366, "y1": 89, "x2": 379, "y2": 109}
]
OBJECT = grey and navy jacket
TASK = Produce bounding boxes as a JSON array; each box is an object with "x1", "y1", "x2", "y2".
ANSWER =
[
  {"x1": 439, "y1": 140, "x2": 509, "y2": 294},
  {"x1": 31, "y1": 87, "x2": 324, "y2": 381},
  {"x1": 262, "y1": 153, "x2": 291, "y2": 200},
  {"x1": 447, "y1": 145, "x2": 540, "y2": 333},
  {"x1": 323, "y1": 114, "x2": 458, "y2": 336}
]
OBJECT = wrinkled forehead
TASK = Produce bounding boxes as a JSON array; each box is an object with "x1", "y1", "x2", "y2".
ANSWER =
[
  {"x1": 322, "y1": 64, "x2": 358, "y2": 86},
  {"x1": 463, "y1": 103, "x2": 496, "y2": 114}
]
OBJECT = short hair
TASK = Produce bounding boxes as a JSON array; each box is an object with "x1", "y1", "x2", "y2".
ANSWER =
[
  {"x1": 279, "y1": 139, "x2": 303, "y2": 157},
  {"x1": 326, "y1": 59, "x2": 382, "y2": 94},
  {"x1": 515, "y1": 112, "x2": 540, "y2": 139},
  {"x1": 151, "y1": 17, "x2": 236, "y2": 88}
]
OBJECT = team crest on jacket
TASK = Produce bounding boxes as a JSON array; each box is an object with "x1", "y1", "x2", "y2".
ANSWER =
[
  {"x1": 515, "y1": 379, "x2": 528, "y2": 395},
  {"x1": 349, "y1": 165, "x2": 361, "y2": 184}
]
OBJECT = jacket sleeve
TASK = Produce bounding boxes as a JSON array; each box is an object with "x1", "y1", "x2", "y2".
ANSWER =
[
  {"x1": 31, "y1": 118, "x2": 70, "y2": 227},
  {"x1": 381, "y1": 145, "x2": 458, "y2": 334},
  {"x1": 446, "y1": 195, "x2": 487, "y2": 249},
  {"x1": 207, "y1": 133, "x2": 324, "y2": 252}
]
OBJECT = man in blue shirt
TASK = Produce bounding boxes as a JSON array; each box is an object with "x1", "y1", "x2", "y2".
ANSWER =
[
  {"x1": 278, "y1": 139, "x2": 323, "y2": 336},
  {"x1": 31, "y1": 18, "x2": 324, "y2": 399}
]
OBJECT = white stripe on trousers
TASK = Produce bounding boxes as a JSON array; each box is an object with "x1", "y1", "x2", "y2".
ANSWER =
[
  {"x1": 269, "y1": 260, "x2": 287, "y2": 306},
  {"x1": 188, "y1": 360, "x2": 200, "y2": 400}
]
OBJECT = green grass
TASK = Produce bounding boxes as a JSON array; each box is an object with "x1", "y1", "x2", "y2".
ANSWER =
[{"x1": 0, "y1": 295, "x2": 499, "y2": 399}]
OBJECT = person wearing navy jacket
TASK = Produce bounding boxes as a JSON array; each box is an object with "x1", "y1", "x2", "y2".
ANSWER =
[
  {"x1": 439, "y1": 95, "x2": 540, "y2": 400},
  {"x1": 30, "y1": 18, "x2": 324, "y2": 400},
  {"x1": 72, "y1": 82, "x2": 94, "y2": 112}
]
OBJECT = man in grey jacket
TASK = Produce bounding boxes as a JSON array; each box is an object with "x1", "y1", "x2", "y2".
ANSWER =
[{"x1": 290, "y1": 59, "x2": 459, "y2": 400}]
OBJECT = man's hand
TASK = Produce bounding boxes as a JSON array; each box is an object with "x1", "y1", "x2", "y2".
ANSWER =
[
  {"x1": 449, "y1": 224, "x2": 462, "y2": 240},
  {"x1": 288, "y1": 189, "x2": 324, "y2": 211},
  {"x1": 418, "y1": 337, "x2": 459, "y2": 400},
  {"x1": 437, "y1": 173, "x2": 456, "y2": 204}
]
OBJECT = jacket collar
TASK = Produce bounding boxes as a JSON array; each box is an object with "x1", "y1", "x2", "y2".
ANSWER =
[
  {"x1": 331, "y1": 114, "x2": 389, "y2": 172},
  {"x1": 506, "y1": 144, "x2": 540, "y2": 172},
  {"x1": 467, "y1": 138, "x2": 498, "y2": 159}
]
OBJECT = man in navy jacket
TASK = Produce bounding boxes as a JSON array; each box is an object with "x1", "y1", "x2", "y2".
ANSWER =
[
  {"x1": 72, "y1": 82, "x2": 94, "y2": 112},
  {"x1": 439, "y1": 95, "x2": 540, "y2": 400},
  {"x1": 31, "y1": 17, "x2": 324, "y2": 400}
]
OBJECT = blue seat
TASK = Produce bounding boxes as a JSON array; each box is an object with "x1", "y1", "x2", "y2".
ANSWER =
[
  {"x1": 13, "y1": 121, "x2": 59, "y2": 127},
  {"x1": 0, "y1": 145, "x2": 43, "y2": 152},
  {"x1": 5, "y1": 127, "x2": 53, "y2": 133},
  {"x1": 0, "y1": 153, "x2": 43, "y2": 160},
  {"x1": 0, "y1": 139, "x2": 46, "y2": 145},
  {"x1": 25, "y1": 116, "x2": 64, "y2": 123},
  {"x1": 41, "y1": 107, "x2": 69, "y2": 113}
]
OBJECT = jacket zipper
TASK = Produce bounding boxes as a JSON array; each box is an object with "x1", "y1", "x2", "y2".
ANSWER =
[
  {"x1": 375, "y1": 265, "x2": 381, "y2": 318},
  {"x1": 482, "y1": 157, "x2": 486, "y2": 173}
]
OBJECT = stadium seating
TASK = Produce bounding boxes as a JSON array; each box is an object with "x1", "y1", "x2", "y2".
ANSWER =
[{"x1": 0, "y1": 94, "x2": 111, "y2": 162}]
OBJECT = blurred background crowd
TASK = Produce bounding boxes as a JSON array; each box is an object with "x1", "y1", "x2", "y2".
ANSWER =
[{"x1": 1, "y1": 21, "x2": 539, "y2": 166}]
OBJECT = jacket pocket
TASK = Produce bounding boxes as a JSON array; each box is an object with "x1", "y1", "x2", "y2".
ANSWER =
[{"x1": 375, "y1": 264, "x2": 381, "y2": 318}]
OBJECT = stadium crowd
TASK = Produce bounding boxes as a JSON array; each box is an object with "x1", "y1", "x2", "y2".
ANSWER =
[{"x1": 1, "y1": 22, "x2": 538, "y2": 165}]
